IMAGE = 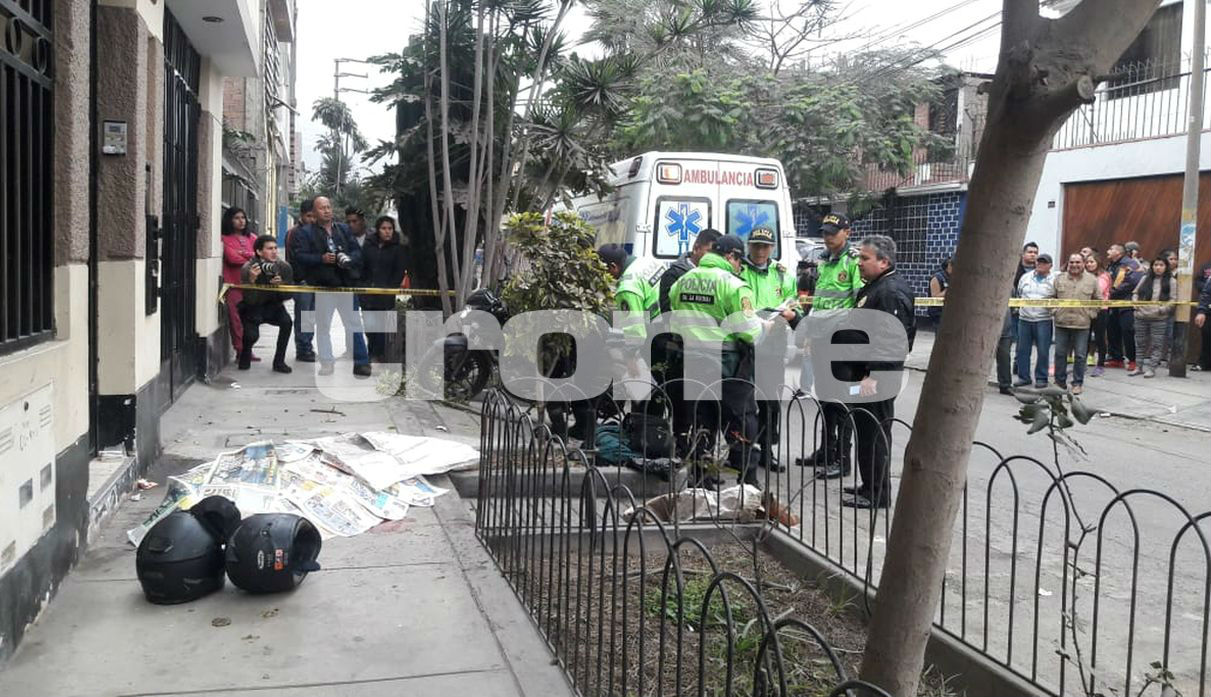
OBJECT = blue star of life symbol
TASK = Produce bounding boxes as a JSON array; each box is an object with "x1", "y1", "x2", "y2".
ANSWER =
[
  {"x1": 734, "y1": 205, "x2": 770, "y2": 239},
  {"x1": 665, "y1": 203, "x2": 702, "y2": 255}
]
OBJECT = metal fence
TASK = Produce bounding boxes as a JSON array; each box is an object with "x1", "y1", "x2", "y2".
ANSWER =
[
  {"x1": 475, "y1": 384, "x2": 1211, "y2": 697},
  {"x1": 475, "y1": 389, "x2": 895, "y2": 697}
]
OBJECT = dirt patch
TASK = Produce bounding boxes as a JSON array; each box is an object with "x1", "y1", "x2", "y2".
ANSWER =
[{"x1": 507, "y1": 536, "x2": 957, "y2": 696}]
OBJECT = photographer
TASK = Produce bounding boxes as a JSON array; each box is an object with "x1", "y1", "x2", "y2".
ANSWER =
[
  {"x1": 238, "y1": 235, "x2": 295, "y2": 373},
  {"x1": 291, "y1": 196, "x2": 371, "y2": 377}
]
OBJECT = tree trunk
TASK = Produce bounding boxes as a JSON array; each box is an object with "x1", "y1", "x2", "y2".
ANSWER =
[{"x1": 858, "y1": 1, "x2": 1161, "y2": 694}]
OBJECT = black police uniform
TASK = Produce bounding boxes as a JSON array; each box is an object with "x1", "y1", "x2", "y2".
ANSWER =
[{"x1": 846, "y1": 267, "x2": 915, "y2": 506}]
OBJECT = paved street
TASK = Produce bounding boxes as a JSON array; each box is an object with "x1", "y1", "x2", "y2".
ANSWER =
[{"x1": 0, "y1": 327, "x2": 572, "y2": 697}]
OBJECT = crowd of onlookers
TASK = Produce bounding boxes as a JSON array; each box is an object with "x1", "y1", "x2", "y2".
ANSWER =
[
  {"x1": 986, "y1": 240, "x2": 1211, "y2": 396},
  {"x1": 220, "y1": 196, "x2": 409, "y2": 375}
]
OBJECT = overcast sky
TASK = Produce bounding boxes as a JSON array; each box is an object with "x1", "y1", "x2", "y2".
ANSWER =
[{"x1": 294, "y1": 0, "x2": 1003, "y2": 177}]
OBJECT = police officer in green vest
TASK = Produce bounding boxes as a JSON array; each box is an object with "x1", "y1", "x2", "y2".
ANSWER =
[
  {"x1": 797, "y1": 213, "x2": 864, "y2": 478},
  {"x1": 669, "y1": 235, "x2": 765, "y2": 489},
  {"x1": 598, "y1": 244, "x2": 666, "y2": 328},
  {"x1": 741, "y1": 226, "x2": 800, "y2": 473}
]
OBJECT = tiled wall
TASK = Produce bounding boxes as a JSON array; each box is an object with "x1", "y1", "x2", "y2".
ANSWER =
[{"x1": 849, "y1": 191, "x2": 967, "y2": 314}]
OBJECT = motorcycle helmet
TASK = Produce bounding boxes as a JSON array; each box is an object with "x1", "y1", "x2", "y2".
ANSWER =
[
  {"x1": 190, "y1": 495, "x2": 243, "y2": 544},
  {"x1": 225, "y1": 513, "x2": 322, "y2": 594},
  {"x1": 136, "y1": 509, "x2": 228, "y2": 604}
]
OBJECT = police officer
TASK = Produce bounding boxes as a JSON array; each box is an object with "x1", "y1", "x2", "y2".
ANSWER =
[
  {"x1": 598, "y1": 244, "x2": 667, "y2": 326},
  {"x1": 841, "y1": 234, "x2": 916, "y2": 509},
  {"x1": 798, "y1": 213, "x2": 864, "y2": 478},
  {"x1": 656, "y1": 229, "x2": 723, "y2": 452},
  {"x1": 741, "y1": 226, "x2": 800, "y2": 472},
  {"x1": 669, "y1": 235, "x2": 765, "y2": 489}
]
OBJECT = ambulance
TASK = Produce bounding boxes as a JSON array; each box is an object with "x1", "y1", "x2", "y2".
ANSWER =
[{"x1": 567, "y1": 152, "x2": 800, "y2": 267}]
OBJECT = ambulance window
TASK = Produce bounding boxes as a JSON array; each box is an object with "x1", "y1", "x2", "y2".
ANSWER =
[
  {"x1": 726, "y1": 200, "x2": 780, "y2": 257},
  {"x1": 652, "y1": 197, "x2": 711, "y2": 259},
  {"x1": 578, "y1": 196, "x2": 631, "y2": 247}
]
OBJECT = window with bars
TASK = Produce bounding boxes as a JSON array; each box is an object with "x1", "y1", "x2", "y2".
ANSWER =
[{"x1": 1, "y1": 0, "x2": 55, "y2": 356}]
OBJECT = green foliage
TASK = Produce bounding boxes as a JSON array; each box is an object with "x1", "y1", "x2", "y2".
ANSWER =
[
  {"x1": 499, "y1": 211, "x2": 615, "y2": 369},
  {"x1": 1012, "y1": 387, "x2": 1096, "y2": 457}
]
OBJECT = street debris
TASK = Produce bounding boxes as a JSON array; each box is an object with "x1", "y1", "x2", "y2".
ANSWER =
[
  {"x1": 211, "y1": 617, "x2": 231, "y2": 627},
  {"x1": 127, "y1": 433, "x2": 476, "y2": 546},
  {"x1": 136, "y1": 479, "x2": 158, "y2": 490}
]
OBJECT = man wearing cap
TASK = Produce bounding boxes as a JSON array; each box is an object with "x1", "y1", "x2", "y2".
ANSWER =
[
  {"x1": 1015, "y1": 253, "x2": 1057, "y2": 388},
  {"x1": 741, "y1": 226, "x2": 800, "y2": 473},
  {"x1": 797, "y1": 213, "x2": 864, "y2": 478},
  {"x1": 669, "y1": 234, "x2": 765, "y2": 488}
]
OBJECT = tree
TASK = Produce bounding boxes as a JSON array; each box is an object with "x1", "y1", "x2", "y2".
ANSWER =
[
  {"x1": 859, "y1": 1, "x2": 1161, "y2": 694},
  {"x1": 311, "y1": 98, "x2": 369, "y2": 198}
]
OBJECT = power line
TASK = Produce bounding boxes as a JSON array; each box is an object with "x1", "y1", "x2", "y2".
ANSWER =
[{"x1": 857, "y1": 0, "x2": 987, "y2": 53}]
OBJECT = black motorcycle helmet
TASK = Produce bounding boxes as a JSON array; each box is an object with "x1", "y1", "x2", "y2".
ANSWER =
[
  {"x1": 190, "y1": 495, "x2": 243, "y2": 544},
  {"x1": 136, "y1": 505, "x2": 231, "y2": 605},
  {"x1": 225, "y1": 513, "x2": 322, "y2": 594}
]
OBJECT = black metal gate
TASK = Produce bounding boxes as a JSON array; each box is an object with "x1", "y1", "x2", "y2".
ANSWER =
[
  {"x1": 0, "y1": 0, "x2": 54, "y2": 357},
  {"x1": 160, "y1": 10, "x2": 199, "y2": 398}
]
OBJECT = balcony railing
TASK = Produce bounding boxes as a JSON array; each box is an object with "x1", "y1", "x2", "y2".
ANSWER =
[{"x1": 1054, "y1": 55, "x2": 1211, "y2": 151}]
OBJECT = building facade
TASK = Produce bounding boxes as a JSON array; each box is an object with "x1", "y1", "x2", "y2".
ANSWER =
[
  {"x1": 0, "y1": 0, "x2": 296, "y2": 662},
  {"x1": 802, "y1": 0, "x2": 1211, "y2": 316}
]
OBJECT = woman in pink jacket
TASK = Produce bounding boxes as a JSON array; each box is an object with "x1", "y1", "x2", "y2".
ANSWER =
[{"x1": 221, "y1": 208, "x2": 257, "y2": 361}]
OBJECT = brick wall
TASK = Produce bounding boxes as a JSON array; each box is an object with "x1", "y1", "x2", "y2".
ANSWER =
[{"x1": 222, "y1": 77, "x2": 246, "y2": 130}]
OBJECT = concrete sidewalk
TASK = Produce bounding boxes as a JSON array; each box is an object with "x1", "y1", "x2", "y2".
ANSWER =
[
  {"x1": 907, "y1": 329, "x2": 1211, "y2": 432},
  {"x1": 0, "y1": 358, "x2": 572, "y2": 697}
]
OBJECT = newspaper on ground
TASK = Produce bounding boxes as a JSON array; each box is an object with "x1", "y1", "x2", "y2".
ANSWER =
[{"x1": 126, "y1": 433, "x2": 476, "y2": 545}]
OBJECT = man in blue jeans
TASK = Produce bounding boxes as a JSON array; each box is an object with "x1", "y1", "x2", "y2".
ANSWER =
[
  {"x1": 1015, "y1": 254, "x2": 1056, "y2": 388},
  {"x1": 289, "y1": 196, "x2": 371, "y2": 377}
]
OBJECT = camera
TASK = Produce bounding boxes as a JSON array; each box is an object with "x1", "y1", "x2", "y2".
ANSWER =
[
  {"x1": 255, "y1": 261, "x2": 277, "y2": 283},
  {"x1": 336, "y1": 252, "x2": 352, "y2": 269}
]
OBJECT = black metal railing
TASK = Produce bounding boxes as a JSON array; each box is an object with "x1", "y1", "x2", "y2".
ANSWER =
[
  {"x1": 476, "y1": 389, "x2": 895, "y2": 697},
  {"x1": 475, "y1": 383, "x2": 1211, "y2": 697},
  {"x1": 0, "y1": 0, "x2": 54, "y2": 356}
]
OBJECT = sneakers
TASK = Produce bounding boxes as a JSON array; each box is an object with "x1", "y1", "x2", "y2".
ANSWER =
[
  {"x1": 1090, "y1": 366, "x2": 1104, "y2": 378},
  {"x1": 1127, "y1": 361, "x2": 1138, "y2": 372},
  {"x1": 1105, "y1": 360, "x2": 1124, "y2": 369},
  {"x1": 1128, "y1": 366, "x2": 1145, "y2": 376},
  {"x1": 318, "y1": 363, "x2": 335, "y2": 376},
  {"x1": 1143, "y1": 366, "x2": 1156, "y2": 378},
  {"x1": 1072, "y1": 385, "x2": 1083, "y2": 395}
]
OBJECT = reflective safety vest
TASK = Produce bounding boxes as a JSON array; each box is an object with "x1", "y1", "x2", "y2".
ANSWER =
[
  {"x1": 668, "y1": 252, "x2": 761, "y2": 347},
  {"x1": 616, "y1": 255, "x2": 666, "y2": 317},
  {"x1": 742, "y1": 259, "x2": 797, "y2": 311},
  {"x1": 813, "y1": 244, "x2": 863, "y2": 312}
]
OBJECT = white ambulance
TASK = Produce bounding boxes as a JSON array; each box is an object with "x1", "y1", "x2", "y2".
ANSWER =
[{"x1": 568, "y1": 151, "x2": 799, "y2": 267}]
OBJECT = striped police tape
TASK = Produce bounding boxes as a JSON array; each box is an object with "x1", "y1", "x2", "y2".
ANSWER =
[{"x1": 218, "y1": 283, "x2": 1197, "y2": 309}]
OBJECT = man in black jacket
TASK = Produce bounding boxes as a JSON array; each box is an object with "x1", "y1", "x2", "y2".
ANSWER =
[
  {"x1": 1196, "y1": 259, "x2": 1211, "y2": 371},
  {"x1": 841, "y1": 234, "x2": 916, "y2": 510},
  {"x1": 289, "y1": 196, "x2": 371, "y2": 377}
]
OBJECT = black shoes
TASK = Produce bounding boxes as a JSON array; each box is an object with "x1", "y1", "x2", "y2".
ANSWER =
[
  {"x1": 795, "y1": 445, "x2": 829, "y2": 468},
  {"x1": 815, "y1": 459, "x2": 853, "y2": 480},
  {"x1": 999, "y1": 386, "x2": 1013, "y2": 395},
  {"x1": 273, "y1": 362, "x2": 292, "y2": 374},
  {"x1": 296, "y1": 350, "x2": 317, "y2": 363},
  {"x1": 841, "y1": 492, "x2": 889, "y2": 509},
  {"x1": 353, "y1": 364, "x2": 372, "y2": 378},
  {"x1": 760, "y1": 453, "x2": 785, "y2": 472}
]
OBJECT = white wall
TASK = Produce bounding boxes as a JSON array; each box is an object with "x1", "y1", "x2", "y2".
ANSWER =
[
  {"x1": 1026, "y1": 130, "x2": 1211, "y2": 255},
  {"x1": 0, "y1": 264, "x2": 90, "y2": 450},
  {"x1": 97, "y1": 260, "x2": 161, "y2": 395}
]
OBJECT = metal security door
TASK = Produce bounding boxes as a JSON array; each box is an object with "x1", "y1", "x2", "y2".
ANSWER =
[{"x1": 160, "y1": 11, "x2": 199, "y2": 399}]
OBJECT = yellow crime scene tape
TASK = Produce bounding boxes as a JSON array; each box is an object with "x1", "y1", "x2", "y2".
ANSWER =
[
  {"x1": 217, "y1": 283, "x2": 1199, "y2": 310},
  {"x1": 218, "y1": 283, "x2": 456, "y2": 302}
]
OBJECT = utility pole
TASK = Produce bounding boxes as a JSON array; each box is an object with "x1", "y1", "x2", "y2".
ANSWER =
[
  {"x1": 1172, "y1": 0, "x2": 1206, "y2": 377},
  {"x1": 332, "y1": 57, "x2": 371, "y2": 197}
]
